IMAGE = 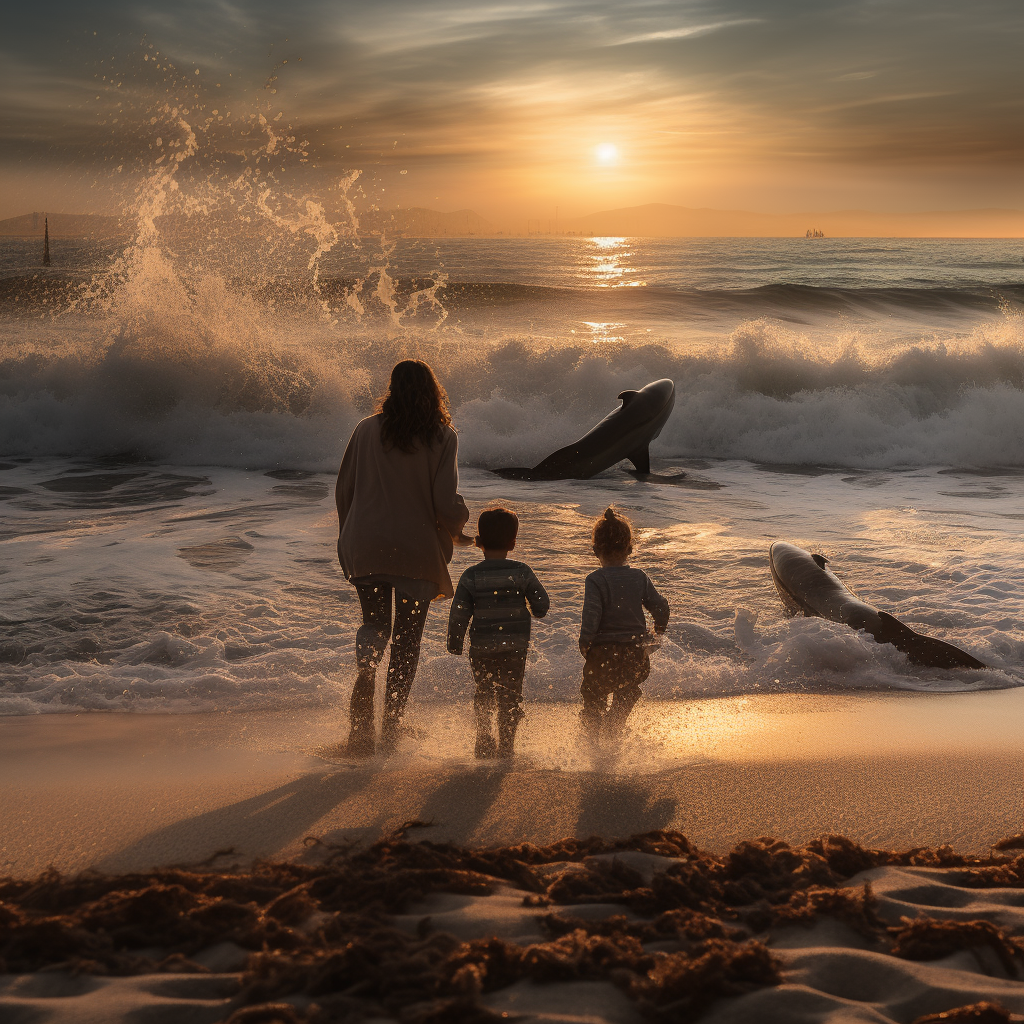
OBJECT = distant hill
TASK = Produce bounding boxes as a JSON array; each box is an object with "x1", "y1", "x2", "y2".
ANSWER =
[
  {"x1": 358, "y1": 207, "x2": 494, "y2": 237},
  {"x1": 6, "y1": 204, "x2": 1019, "y2": 241},
  {"x1": 0, "y1": 212, "x2": 124, "y2": 237},
  {"x1": 563, "y1": 203, "x2": 1024, "y2": 238},
  {"x1": 0, "y1": 207, "x2": 495, "y2": 241}
]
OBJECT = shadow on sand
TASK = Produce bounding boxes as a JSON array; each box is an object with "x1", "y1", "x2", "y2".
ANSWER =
[
  {"x1": 98, "y1": 758, "x2": 681, "y2": 872},
  {"x1": 96, "y1": 769, "x2": 375, "y2": 872}
]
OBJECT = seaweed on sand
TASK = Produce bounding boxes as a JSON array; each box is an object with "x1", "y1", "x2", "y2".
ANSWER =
[
  {"x1": 911, "y1": 1002, "x2": 1018, "y2": 1024},
  {"x1": 2, "y1": 828, "x2": 1023, "y2": 1022},
  {"x1": 889, "y1": 918, "x2": 1024, "y2": 976},
  {"x1": 240, "y1": 926, "x2": 778, "y2": 1024}
]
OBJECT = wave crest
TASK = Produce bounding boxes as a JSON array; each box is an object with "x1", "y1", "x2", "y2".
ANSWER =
[{"x1": 2, "y1": 294, "x2": 1023, "y2": 469}]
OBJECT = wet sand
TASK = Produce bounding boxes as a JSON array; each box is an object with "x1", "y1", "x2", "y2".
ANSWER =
[{"x1": 2, "y1": 690, "x2": 1022, "y2": 878}]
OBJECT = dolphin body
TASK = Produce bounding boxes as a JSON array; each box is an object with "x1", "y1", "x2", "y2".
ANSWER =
[
  {"x1": 768, "y1": 541, "x2": 986, "y2": 670},
  {"x1": 496, "y1": 378, "x2": 677, "y2": 481}
]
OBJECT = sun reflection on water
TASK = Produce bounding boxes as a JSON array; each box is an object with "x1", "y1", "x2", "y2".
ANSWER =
[
  {"x1": 585, "y1": 236, "x2": 647, "y2": 288},
  {"x1": 579, "y1": 320, "x2": 627, "y2": 343}
]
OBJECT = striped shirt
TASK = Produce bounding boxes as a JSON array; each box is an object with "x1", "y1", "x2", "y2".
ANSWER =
[
  {"x1": 447, "y1": 559, "x2": 549, "y2": 655},
  {"x1": 579, "y1": 565, "x2": 670, "y2": 649}
]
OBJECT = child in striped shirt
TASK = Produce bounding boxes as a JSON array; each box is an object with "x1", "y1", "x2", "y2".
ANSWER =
[{"x1": 447, "y1": 508, "x2": 549, "y2": 758}]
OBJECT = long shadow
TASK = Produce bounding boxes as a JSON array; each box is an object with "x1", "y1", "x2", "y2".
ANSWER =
[
  {"x1": 573, "y1": 769, "x2": 677, "y2": 840},
  {"x1": 97, "y1": 768, "x2": 376, "y2": 873},
  {"x1": 414, "y1": 763, "x2": 511, "y2": 837},
  {"x1": 311, "y1": 761, "x2": 512, "y2": 851}
]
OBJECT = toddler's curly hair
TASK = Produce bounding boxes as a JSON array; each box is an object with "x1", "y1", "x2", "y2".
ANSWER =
[{"x1": 592, "y1": 507, "x2": 633, "y2": 558}]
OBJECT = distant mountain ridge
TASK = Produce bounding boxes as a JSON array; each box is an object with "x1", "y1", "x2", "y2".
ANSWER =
[
  {"x1": 357, "y1": 207, "x2": 494, "y2": 236},
  {"x1": 562, "y1": 203, "x2": 1024, "y2": 238},
  {"x1": 0, "y1": 208, "x2": 494, "y2": 239},
  {"x1": 3, "y1": 204, "x2": 1020, "y2": 239},
  {"x1": 0, "y1": 213, "x2": 123, "y2": 237}
]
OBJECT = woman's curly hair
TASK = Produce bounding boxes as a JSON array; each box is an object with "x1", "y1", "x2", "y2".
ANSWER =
[{"x1": 377, "y1": 360, "x2": 452, "y2": 452}]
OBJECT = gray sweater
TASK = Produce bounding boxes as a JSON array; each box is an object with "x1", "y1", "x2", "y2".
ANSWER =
[
  {"x1": 579, "y1": 565, "x2": 670, "y2": 649},
  {"x1": 447, "y1": 559, "x2": 549, "y2": 655}
]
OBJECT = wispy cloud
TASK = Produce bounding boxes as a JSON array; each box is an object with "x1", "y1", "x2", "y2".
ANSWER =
[
  {"x1": 1, "y1": 0, "x2": 1022, "y2": 216},
  {"x1": 611, "y1": 19, "x2": 760, "y2": 45}
]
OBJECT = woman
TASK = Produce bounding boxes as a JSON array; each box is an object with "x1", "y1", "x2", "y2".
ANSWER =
[{"x1": 336, "y1": 360, "x2": 472, "y2": 755}]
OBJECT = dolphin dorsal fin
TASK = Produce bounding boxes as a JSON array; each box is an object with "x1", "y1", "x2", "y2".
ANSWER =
[
  {"x1": 617, "y1": 390, "x2": 640, "y2": 406},
  {"x1": 877, "y1": 610, "x2": 916, "y2": 639},
  {"x1": 811, "y1": 553, "x2": 829, "y2": 568}
]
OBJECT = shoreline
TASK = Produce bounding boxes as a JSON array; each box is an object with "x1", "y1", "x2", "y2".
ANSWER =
[{"x1": 2, "y1": 691, "x2": 1022, "y2": 878}]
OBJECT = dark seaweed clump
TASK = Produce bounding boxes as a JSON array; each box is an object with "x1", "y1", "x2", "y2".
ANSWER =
[
  {"x1": 912, "y1": 1002, "x2": 1016, "y2": 1024},
  {"x1": 1, "y1": 827, "x2": 1023, "y2": 1023}
]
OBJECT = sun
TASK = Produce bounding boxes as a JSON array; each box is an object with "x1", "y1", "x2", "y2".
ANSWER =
[{"x1": 595, "y1": 143, "x2": 619, "y2": 165}]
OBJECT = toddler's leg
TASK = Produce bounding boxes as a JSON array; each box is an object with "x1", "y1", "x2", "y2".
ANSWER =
[
  {"x1": 380, "y1": 593, "x2": 430, "y2": 754},
  {"x1": 495, "y1": 651, "x2": 527, "y2": 757},
  {"x1": 470, "y1": 655, "x2": 498, "y2": 758},
  {"x1": 348, "y1": 583, "x2": 392, "y2": 756},
  {"x1": 580, "y1": 645, "x2": 613, "y2": 743},
  {"x1": 605, "y1": 682, "x2": 642, "y2": 736},
  {"x1": 605, "y1": 648, "x2": 650, "y2": 738}
]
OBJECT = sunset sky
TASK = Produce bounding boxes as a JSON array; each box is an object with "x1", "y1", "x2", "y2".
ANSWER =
[{"x1": 1, "y1": 0, "x2": 1022, "y2": 222}]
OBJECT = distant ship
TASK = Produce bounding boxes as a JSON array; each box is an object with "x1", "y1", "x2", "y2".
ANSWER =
[{"x1": 804, "y1": 228, "x2": 825, "y2": 238}]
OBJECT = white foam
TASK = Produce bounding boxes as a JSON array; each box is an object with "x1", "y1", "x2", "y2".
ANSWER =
[
  {"x1": 2, "y1": 312, "x2": 1023, "y2": 471},
  {"x1": 0, "y1": 461, "x2": 1021, "y2": 715}
]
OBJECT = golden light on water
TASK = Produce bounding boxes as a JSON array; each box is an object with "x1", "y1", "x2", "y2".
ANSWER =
[{"x1": 585, "y1": 236, "x2": 647, "y2": 290}]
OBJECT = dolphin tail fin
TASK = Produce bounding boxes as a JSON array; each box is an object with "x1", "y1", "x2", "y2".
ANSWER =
[
  {"x1": 627, "y1": 446, "x2": 651, "y2": 474},
  {"x1": 875, "y1": 611, "x2": 986, "y2": 670}
]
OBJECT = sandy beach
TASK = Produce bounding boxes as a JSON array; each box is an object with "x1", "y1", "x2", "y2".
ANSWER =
[
  {"x1": 2, "y1": 693, "x2": 1023, "y2": 1023},
  {"x1": 2, "y1": 691, "x2": 1023, "y2": 876}
]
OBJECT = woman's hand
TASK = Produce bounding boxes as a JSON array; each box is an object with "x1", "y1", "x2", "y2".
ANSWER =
[{"x1": 453, "y1": 532, "x2": 475, "y2": 548}]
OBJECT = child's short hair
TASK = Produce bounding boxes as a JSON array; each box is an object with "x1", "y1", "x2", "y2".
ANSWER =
[
  {"x1": 476, "y1": 507, "x2": 519, "y2": 550},
  {"x1": 592, "y1": 507, "x2": 633, "y2": 557}
]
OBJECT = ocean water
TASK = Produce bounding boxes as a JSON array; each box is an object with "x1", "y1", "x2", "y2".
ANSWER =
[{"x1": 2, "y1": 217, "x2": 1024, "y2": 715}]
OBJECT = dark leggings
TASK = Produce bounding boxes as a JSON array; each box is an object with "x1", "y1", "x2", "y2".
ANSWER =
[
  {"x1": 471, "y1": 650, "x2": 527, "y2": 747},
  {"x1": 350, "y1": 583, "x2": 430, "y2": 742},
  {"x1": 580, "y1": 642, "x2": 650, "y2": 740}
]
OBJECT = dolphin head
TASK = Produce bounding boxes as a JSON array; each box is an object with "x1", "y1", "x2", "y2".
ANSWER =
[{"x1": 637, "y1": 379, "x2": 675, "y2": 438}]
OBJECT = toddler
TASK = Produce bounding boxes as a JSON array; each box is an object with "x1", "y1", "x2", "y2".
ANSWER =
[
  {"x1": 579, "y1": 507, "x2": 669, "y2": 743},
  {"x1": 447, "y1": 508, "x2": 549, "y2": 758}
]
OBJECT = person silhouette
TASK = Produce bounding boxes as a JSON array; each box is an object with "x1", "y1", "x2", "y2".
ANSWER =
[{"x1": 336, "y1": 360, "x2": 472, "y2": 755}]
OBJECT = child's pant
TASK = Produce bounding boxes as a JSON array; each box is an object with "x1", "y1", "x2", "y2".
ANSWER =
[
  {"x1": 580, "y1": 642, "x2": 650, "y2": 739},
  {"x1": 470, "y1": 650, "x2": 527, "y2": 751}
]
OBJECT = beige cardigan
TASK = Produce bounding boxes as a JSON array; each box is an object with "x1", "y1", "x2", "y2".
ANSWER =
[{"x1": 336, "y1": 416, "x2": 470, "y2": 599}]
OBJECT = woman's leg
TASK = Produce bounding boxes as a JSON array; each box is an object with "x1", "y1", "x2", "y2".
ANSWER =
[
  {"x1": 348, "y1": 583, "x2": 392, "y2": 755},
  {"x1": 379, "y1": 592, "x2": 430, "y2": 752}
]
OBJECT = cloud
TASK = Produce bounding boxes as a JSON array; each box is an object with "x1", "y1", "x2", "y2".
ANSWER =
[
  {"x1": 2, "y1": 0, "x2": 1022, "y2": 216},
  {"x1": 610, "y1": 19, "x2": 761, "y2": 46}
]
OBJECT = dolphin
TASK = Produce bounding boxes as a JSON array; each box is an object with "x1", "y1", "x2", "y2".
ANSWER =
[
  {"x1": 768, "y1": 541, "x2": 986, "y2": 670},
  {"x1": 496, "y1": 378, "x2": 679, "y2": 481}
]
